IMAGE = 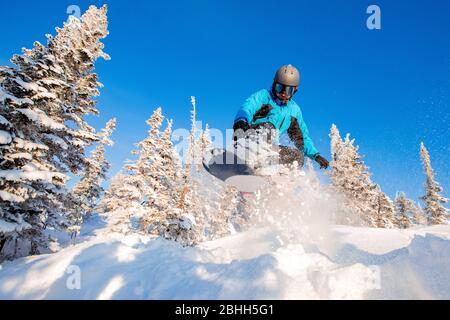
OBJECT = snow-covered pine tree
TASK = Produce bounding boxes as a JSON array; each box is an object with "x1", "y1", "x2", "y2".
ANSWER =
[
  {"x1": 98, "y1": 171, "x2": 128, "y2": 213},
  {"x1": 419, "y1": 142, "x2": 449, "y2": 225},
  {"x1": 124, "y1": 108, "x2": 164, "y2": 213},
  {"x1": 173, "y1": 97, "x2": 206, "y2": 245},
  {"x1": 329, "y1": 124, "x2": 354, "y2": 199},
  {"x1": 99, "y1": 110, "x2": 164, "y2": 235},
  {"x1": 6, "y1": 41, "x2": 76, "y2": 237},
  {"x1": 212, "y1": 185, "x2": 240, "y2": 238},
  {"x1": 394, "y1": 192, "x2": 415, "y2": 229},
  {"x1": 11, "y1": 5, "x2": 110, "y2": 176},
  {"x1": 0, "y1": 66, "x2": 69, "y2": 260},
  {"x1": 72, "y1": 118, "x2": 116, "y2": 221},
  {"x1": 372, "y1": 189, "x2": 396, "y2": 228},
  {"x1": 152, "y1": 119, "x2": 199, "y2": 245},
  {"x1": 107, "y1": 169, "x2": 144, "y2": 214},
  {"x1": 413, "y1": 203, "x2": 428, "y2": 225},
  {"x1": 328, "y1": 124, "x2": 356, "y2": 225},
  {"x1": 140, "y1": 118, "x2": 177, "y2": 225},
  {"x1": 123, "y1": 108, "x2": 194, "y2": 245},
  {"x1": 158, "y1": 119, "x2": 184, "y2": 208},
  {"x1": 197, "y1": 123, "x2": 211, "y2": 170},
  {"x1": 0, "y1": 5, "x2": 111, "y2": 260},
  {"x1": 329, "y1": 128, "x2": 377, "y2": 226},
  {"x1": 185, "y1": 96, "x2": 197, "y2": 173},
  {"x1": 97, "y1": 172, "x2": 136, "y2": 235},
  {"x1": 142, "y1": 119, "x2": 179, "y2": 211},
  {"x1": 329, "y1": 125, "x2": 396, "y2": 228},
  {"x1": 330, "y1": 124, "x2": 343, "y2": 165}
]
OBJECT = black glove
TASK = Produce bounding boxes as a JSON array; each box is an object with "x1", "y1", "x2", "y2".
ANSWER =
[
  {"x1": 233, "y1": 120, "x2": 250, "y2": 142},
  {"x1": 233, "y1": 120, "x2": 250, "y2": 132},
  {"x1": 313, "y1": 154, "x2": 329, "y2": 169}
]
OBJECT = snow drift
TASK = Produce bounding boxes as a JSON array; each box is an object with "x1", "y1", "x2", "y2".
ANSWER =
[
  {"x1": 0, "y1": 168, "x2": 449, "y2": 300},
  {"x1": 0, "y1": 224, "x2": 449, "y2": 300}
]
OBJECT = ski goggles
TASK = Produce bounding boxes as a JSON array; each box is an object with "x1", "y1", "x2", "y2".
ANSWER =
[{"x1": 274, "y1": 83, "x2": 297, "y2": 97}]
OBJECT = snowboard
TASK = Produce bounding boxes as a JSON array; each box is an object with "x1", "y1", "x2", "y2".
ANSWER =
[{"x1": 202, "y1": 148, "x2": 266, "y2": 193}]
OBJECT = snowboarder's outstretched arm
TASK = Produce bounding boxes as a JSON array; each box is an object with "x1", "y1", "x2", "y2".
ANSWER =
[
  {"x1": 292, "y1": 108, "x2": 318, "y2": 159},
  {"x1": 292, "y1": 108, "x2": 329, "y2": 169}
]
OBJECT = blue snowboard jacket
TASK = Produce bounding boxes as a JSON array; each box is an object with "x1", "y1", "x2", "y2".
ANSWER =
[{"x1": 234, "y1": 89, "x2": 319, "y2": 159}]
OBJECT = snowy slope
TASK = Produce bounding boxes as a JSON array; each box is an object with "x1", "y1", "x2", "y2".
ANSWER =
[
  {"x1": 1, "y1": 223, "x2": 449, "y2": 300},
  {"x1": 1, "y1": 167, "x2": 448, "y2": 300}
]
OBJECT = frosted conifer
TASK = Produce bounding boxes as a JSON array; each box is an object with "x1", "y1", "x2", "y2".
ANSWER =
[
  {"x1": 72, "y1": 118, "x2": 116, "y2": 221},
  {"x1": 394, "y1": 192, "x2": 415, "y2": 229},
  {"x1": 329, "y1": 125, "x2": 396, "y2": 228},
  {"x1": 0, "y1": 6, "x2": 110, "y2": 260},
  {"x1": 420, "y1": 143, "x2": 448, "y2": 225}
]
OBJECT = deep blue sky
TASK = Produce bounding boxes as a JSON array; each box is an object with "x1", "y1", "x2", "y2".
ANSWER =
[{"x1": 1, "y1": 0, "x2": 449, "y2": 202}]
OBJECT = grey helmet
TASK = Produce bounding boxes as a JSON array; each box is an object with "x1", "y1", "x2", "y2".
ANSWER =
[{"x1": 274, "y1": 64, "x2": 300, "y2": 86}]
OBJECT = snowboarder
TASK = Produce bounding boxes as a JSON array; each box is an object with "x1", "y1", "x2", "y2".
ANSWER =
[{"x1": 233, "y1": 64, "x2": 329, "y2": 169}]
